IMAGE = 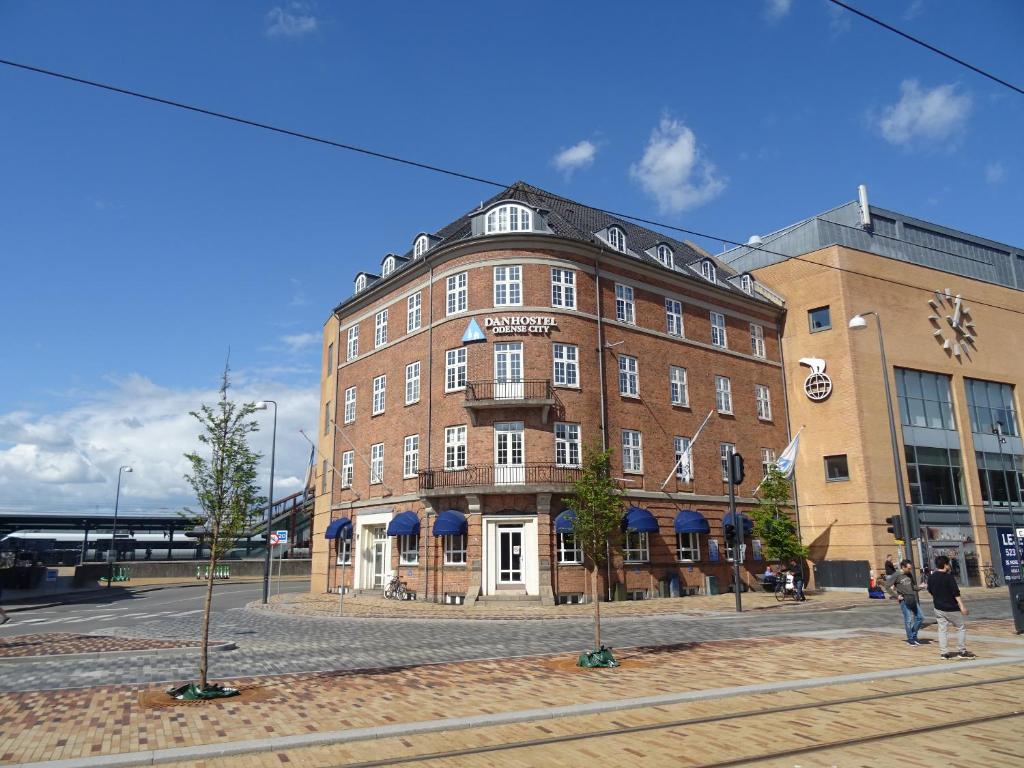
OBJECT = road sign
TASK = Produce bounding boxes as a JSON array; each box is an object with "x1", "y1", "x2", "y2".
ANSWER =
[
  {"x1": 276, "y1": 530, "x2": 289, "y2": 544},
  {"x1": 45, "y1": 568, "x2": 58, "y2": 582},
  {"x1": 269, "y1": 532, "x2": 280, "y2": 546}
]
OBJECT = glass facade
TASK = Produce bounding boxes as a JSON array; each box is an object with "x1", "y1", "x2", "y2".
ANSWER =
[
  {"x1": 895, "y1": 369, "x2": 956, "y2": 431},
  {"x1": 975, "y1": 451, "x2": 1024, "y2": 506},
  {"x1": 965, "y1": 378, "x2": 1019, "y2": 437},
  {"x1": 905, "y1": 445, "x2": 964, "y2": 506}
]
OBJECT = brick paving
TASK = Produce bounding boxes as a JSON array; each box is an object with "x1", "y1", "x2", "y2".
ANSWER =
[
  {"x1": 0, "y1": 633, "x2": 203, "y2": 658},
  {"x1": 2, "y1": 628, "x2": 1022, "y2": 766}
]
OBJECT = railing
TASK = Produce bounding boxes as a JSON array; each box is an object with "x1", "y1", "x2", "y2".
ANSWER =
[
  {"x1": 419, "y1": 463, "x2": 583, "y2": 491},
  {"x1": 465, "y1": 379, "x2": 553, "y2": 402}
]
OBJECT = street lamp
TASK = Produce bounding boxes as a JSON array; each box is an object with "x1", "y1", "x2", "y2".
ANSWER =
[
  {"x1": 849, "y1": 312, "x2": 915, "y2": 572},
  {"x1": 108, "y1": 465, "x2": 133, "y2": 586},
  {"x1": 254, "y1": 400, "x2": 278, "y2": 604}
]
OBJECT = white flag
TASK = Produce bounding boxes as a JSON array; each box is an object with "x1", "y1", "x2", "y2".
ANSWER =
[{"x1": 775, "y1": 432, "x2": 801, "y2": 478}]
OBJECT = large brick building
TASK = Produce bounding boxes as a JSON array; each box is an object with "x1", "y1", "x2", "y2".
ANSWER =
[{"x1": 312, "y1": 182, "x2": 790, "y2": 604}]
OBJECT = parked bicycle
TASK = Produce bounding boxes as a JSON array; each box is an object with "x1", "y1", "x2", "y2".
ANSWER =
[
  {"x1": 383, "y1": 573, "x2": 408, "y2": 600},
  {"x1": 774, "y1": 572, "x2": 800, "y2": 602},
  {"x1": 982, "y1": 566, "x2": 1001, "y2": 589}
]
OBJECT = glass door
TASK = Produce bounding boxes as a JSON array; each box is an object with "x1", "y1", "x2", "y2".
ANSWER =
[
  {"x1": 371, "y1": 527, "x2": 387, "y2": 589},
  {"x1": 498, "y1": 525, "x2": 524, "y2": 583},
  {"x1": 494, "y1": 422, "x2": 525, "y2": 484},
  {"x1": 494, "y1": 342, "x2": 523, "y2": 399}
]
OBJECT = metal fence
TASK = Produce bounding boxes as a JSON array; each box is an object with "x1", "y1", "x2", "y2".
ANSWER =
[
  {"x1": 465, "y1": 379, "x2": 553, "y2": 402},
  {"x1": 419, "y1": 463, "x2": 583, "y2": 490}
]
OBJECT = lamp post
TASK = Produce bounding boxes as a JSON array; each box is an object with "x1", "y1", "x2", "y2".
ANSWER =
[
  {"x1": 107, "y1": 465, "x2": 133, "y2": 586},
  {"x1": 993, "y1": 422, "x2": 1023, "y2": 580},
  {"x1": 849, "y1": 312, "x2": 915, "y2": 572},
  {"x1": 255, "y1": 400, "x2": 278, "y2": 604}
]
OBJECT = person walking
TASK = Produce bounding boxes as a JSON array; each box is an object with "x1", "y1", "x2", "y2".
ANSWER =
[
  {"x1": 788, "y1": 559, "x2": 806, "y2": 601},
  {"x1": 927, "y1": 555, "x2": 976, "y2": 660},
  {"x1": 886, "y1": 559, "x2": 923, "y2": 645},
  {"x1": 884, "y1": 554, "x2": 896, "y2": 577}
]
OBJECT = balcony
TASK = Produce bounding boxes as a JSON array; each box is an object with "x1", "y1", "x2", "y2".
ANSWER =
[
  {"x1": 418, "y1": 463, "x2": 583, "y2": 497},
  {"x1": 464, "y1": 379, "x2": 557, "y2": 425}
]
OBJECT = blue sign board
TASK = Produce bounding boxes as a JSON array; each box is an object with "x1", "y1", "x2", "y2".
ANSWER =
[
  {"x1": 996, "y1": 526, "x2": 1023, "y2": 584},
  {"x1": 275, "y1": 530, "x2": 289, "y2": 544}
]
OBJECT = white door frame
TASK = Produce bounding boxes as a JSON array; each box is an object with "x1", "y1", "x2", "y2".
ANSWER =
[
  {"x1": 493, "y1": 342, "x2": 524, "y2": 399},
  {"x1": 481, "y1": 515, "x2": 538, "y2": 595},
  {"x1": 353, "y1": 510, "x2": 393, "y2": 590},
  {"x1": 494, "y1": 421, "x2": 525, "y2": 485}
]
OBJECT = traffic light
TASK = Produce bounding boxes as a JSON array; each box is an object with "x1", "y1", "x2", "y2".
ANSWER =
[
  {"x1": 730, "y1": 453, "x2": 745, "y2": 485},
  {"x1": 886, "y1": 515, "x2": 905, "y2": 542},
  {"x1": 724, "y1": 522, "x2": 736, "y2": 542}
]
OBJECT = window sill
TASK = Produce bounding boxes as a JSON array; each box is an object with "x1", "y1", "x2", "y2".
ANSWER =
[
  {"x1": 405, "y1": 400, "x2": 420, "y2": 407},
  {"x1": 445, "y1": 388, "x2": 467, "y2": 395},
  {"x1": 717, "y1": 410, "x2": 734, "y2": 417},
  {"x1": 623, "y1": 469, "x2": 643, "y2": 475},
  {"x1": 442, "y1": 562, "x2": 467, "y2": 568},
  {"x1": 671, "y1": 402, "x2": 691, "y2": 409},
  {"x1": 825, "y1": 477, "x2": 850, "y2": 483},
  {"x1": 371, "y1": 412, "x2": 385, "y2": 418},
  {"x1": 809, "y1": 326, "x2": 832, "y2": 334},
  {"x1": 758, "y1": 417, "x2": 773, "y2": 423},
  {"x1": 620, "y1": 393, "x2": 641, "y2": 400},
  {"x1": 557, "y1": 561, "x2": 585, "y2": 566},
  {"x1": 676, "y1": 559, "x2": 699, "y2": 564},
  {"x1": 623, "y1": 560, "x2": 650, "y2": 565},
  {"x1": 554, "y1": 384, "x2": 580, "y2": 390}
]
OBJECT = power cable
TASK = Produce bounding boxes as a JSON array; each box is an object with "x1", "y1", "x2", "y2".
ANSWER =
[{"x1": 827, "y1": 0, "x2": 1024, "y2": 97}]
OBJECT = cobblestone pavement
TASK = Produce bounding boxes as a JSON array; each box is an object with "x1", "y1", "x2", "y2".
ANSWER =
[
  {"x1": 0, "y1": 633, "x2": 202, "y2": 658},
  {"x1": 0, "y1": 596, "x2": 1014, "y2": 692},
  {"x1": 2, "y1": 625, "x2": 1022, "y2": 766}
]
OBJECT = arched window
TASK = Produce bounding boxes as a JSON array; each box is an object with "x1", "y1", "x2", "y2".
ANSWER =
[
  {"x1": 656, "y1": 244, "x2": 674, "y2": 268},
  {"x1": 381, "y1": 257, "x2": 396, "y2": 277},
  {"x1": 413, "y1": 235, "x2": 429, "y2": 257},
  {"x1": 607, "y1": 226, "x2": 626, "y2": 253},
  {"x1": 700, "y1": 260, "x2": 717, "y2": 284},
  {"x1": 354, "y1": 275, "x2": 367, "y2": 294},
  {"x1": 485, "y1": 204, "x2": 533, "y2": 234},
  {"x1": 739, "y1": 274, "x2": 753, "y2": 294}
]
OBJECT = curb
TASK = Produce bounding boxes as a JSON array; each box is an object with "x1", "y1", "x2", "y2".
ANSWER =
[
  {"x1": 14, "y1": 653, "x2": 1024, "y2": 768},
  {"x1": 0, "y1": 641, "x2": 237, "y2": 665}
]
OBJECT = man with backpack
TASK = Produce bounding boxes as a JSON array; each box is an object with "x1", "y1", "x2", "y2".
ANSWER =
[
  {"x1": 927, "y1": 555, "x2": 976, "y2": 660},
  {"x1": 886, "y1": 559, "x2": 923, "y2": 645}
]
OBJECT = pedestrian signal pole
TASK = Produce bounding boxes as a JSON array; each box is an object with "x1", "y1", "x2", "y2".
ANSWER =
[{"x1": 727, "y1": 448, "x2": 745, "y2": 612}]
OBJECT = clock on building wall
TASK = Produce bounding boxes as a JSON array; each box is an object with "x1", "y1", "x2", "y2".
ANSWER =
[{"x1": 928, "y1": 289, "x2": 976, "y2": 361}]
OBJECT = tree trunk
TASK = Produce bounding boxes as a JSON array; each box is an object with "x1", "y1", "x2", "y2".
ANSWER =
[
  {"x1": 591, "y1": 562, "x2": 601, "y2": 650},
  {"x1": 198, "y1": 539, "x2": 218, "y2": 689}
]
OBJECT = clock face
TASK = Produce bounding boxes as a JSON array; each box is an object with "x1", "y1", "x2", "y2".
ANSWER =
[{"x1": 928, "y1": 289, "x2": 976, "y2": 360}]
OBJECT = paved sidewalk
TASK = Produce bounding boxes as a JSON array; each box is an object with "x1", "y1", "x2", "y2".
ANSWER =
[
  {"x1": 0, "y1": 634, "x2": 203, "y2": 659},
  {"x1": 3, "y1": 617, "x2": 1022, "y2": 766}
]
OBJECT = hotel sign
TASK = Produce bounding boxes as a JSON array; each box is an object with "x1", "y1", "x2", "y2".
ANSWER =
[{"x1": 484, "y1": 316, "x2": 558, "y2": 335}]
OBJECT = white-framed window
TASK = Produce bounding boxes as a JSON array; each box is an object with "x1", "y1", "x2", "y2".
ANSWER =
[
  {"x1": 670, "y1": 366, "x2": 688, "y2": 406},
  {"x1": 354, "y1": 274, "x2": 367, "y2": 294},
  {"x1": 551, "y1": 268, "x2": 576, "y2": 309},
  {"x1": 399, "y1": 534, "x2": 419, "y2": 565},
  {"x1": 326, "y1": 342, "x2": 334, "y2": 378},
  {"x1": 750, "y1": 323, "x2": 765, "y2": 358},
  {"x1": 761, "y1": 447, "x2": 776, "y2": 479},
  {"x1": 555, "y1": 422, "x2": 581, "y2": 467},
  {"x1": 493, "y1": 265, "x2": 522, "y2": 307},
  {"x1": 403, "y1": 435, "x2": 419, "y2": 478},
  {"x1": 335, "y1": 536, "x2": 351, "y2": 565},
  {"x1": 407, "y1": 292, "x2": 422, "y2": 332},
  {"x1": 618, "y1": 355, "x2": 639, "y2": 397},
  {"x1": 622, "y1": 429, "x2": 643, "y2": 473},
  {"x1": 323, "y1": 400, "x2": 331, "y2": 435},
  {"x1": 557, "y1": 532, "x2": 583, "y2": 564},
  {"x1": 665, "y1": 298, "x2": 683, "y2": 337},
  {"x1": 321, "y1": 458, "x2": 328, "y2": 495},
  {"x1": 340, "y1": 451, "x2": 354, "y2": 488},
  {"x1": 445, "y1": 425, "x2": 467, "y2": 470},
  {"x1": 607, "y1": 226, "x2": 626, "y2": 253},
  {"x1": 446, "y1": 272, "x2": 468, "y2": 315},
  {"x1": 701, "y1": 260, "x2": 717, "y2": 283},
  {"x1": 372, "y1": 374, "x2": 386, "y2": 415},
  {"x1": 552, "y1": 343, "x2": 579, "y2": 388},
  {"x1": 445, "y1": 348, "x2": 467, "y2": 391},
  {"x1": 615, "y1": 284, "x2": 635, "y2": 324},
  {"x1": 720, "y1": 442, "x2": 735, "y2": 481},
  {"x1": 674, "y1": 436, "x2": 693, "y2": 481},
  {"x1": 405, "y1": 361, "x2": 421, "y2": 405},
  {"x1": 755, "y1": 384, "x2": 772, "y2": 421},
  {"x1": 374, "y1": 309, "x2": 388, "y2": 348},
  {"x1": 740, "y1": 274, "x2": 753, "y2": 295},
  {"x1": 370, "y1": 443, "x2": 384, "y2": 484},
  {"x1": 710, "y1": 311, "x2": 727, "y2": 348},
  {"x1": 715, "y1": 375, "x2": 732, "y2": 414},
  {"x1": 381, "y1": 256, "x2": 396, "y2": 277},
  {"x1": 444, "y1": 534, "x2": 467, "y2": 565},
  {"x1": 346, "y1": 325, "x2": 359, "y2": 360},
  {"x1": 623, "y1": 530, "x2": 649, "y2": 562},
  {"x1": 676, "y1": 532, "x2": 700, "y2": 561},
  {"x1": 344, "y1": 386, "x2": 356, "y2": 424},
  {"x1": 656, "y1": 244, "x2": 674, "y2": 268},
  {"x1": 485, "y1": 204, "x2": 532, "y2": 233},
  {"x1": 414, "y1": 235, "x2": 429, "y2": 257}
]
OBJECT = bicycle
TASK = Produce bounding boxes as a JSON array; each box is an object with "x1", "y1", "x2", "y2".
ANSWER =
[
  {"x1": 982, "y1": 566, "x2": 1001, "y2": 589},
  {"x1": 774, "y1": 573, "x2": 800, "y2": 602},
  {"x1": 383, "y1": 573, "x2": 407, "y2": 600}
]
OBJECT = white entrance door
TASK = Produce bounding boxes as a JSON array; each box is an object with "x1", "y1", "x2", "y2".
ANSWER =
[
  {"x1": 494, "y1": 342, "x2": 523, "y2": 399},
  {"x1": 494, "y1": 422, "x2": 525, "y2": 484},
  {"x1": 497, "y1": 525, "x2": 524, "y2": 584},
  {"x1": 367, "y1": 527, "x2": 388, "y2": 589}
]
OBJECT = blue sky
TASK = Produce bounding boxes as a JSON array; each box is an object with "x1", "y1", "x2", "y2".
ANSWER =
[{"x1": 1, "y1": 0, "x2": 1021, "y2": 512}]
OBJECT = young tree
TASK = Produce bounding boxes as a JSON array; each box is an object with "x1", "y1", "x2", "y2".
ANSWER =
[
  {"x1": 570, "y1": 446, "x2": 623, "y2": 651},
  {"x1": 749, "y1": 466, "x2": 807, "y2": 564},
  {"x1": 182, "y1": 363, "x2": 263, "y2": 693}
]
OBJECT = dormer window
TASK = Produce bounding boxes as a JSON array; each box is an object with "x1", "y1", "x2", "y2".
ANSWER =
[
  {"x1": 414, "y1": 235, "x2": 429, "y2": 257},
  {"x1": 656, "y1": 244, "x2": 674, "y2": 268},
  {"x1": 354, "y1": 274, "x2": 367, "y2": 294},
  {"x1": 739, "y1": 274, "x2": 753, "y2": 295},
  {"x1": 381, "y1": 256, "x2": 396, "y2": 277},
  {"x1": 485, "y1": 204, "x2": 532, "y2": 234},
  {"x1": 607, "y1": 226, "x2": 626, "y2": 253},
  {"x1": 700, "y1": 260, "x2": 717, "y2": 284}
]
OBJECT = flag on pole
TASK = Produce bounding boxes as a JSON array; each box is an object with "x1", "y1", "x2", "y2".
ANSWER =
[{"x1": 775, "y1": 430, "x2": 802, "y2": 478}]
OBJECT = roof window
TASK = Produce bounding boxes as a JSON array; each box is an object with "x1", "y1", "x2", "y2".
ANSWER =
[
  {"x1": 656, "y1": 244, "x2": 674, "y2": 268},
  {"x1": 381, "y1": 256, "x2": 396, "y2": 276},
  {"x1": 485, "y1": 204, "x2": 532, "y2": 234},
  {"x1": 739, "y1": 274, "x2": 752, "y2": 294},
  {"x1": 700, "y1": 260, "x2": 717, "y2": 284},
  {"x1": 607, "y1": 226, "x2": 626, "y2": 253},
  {"x1": 413, "y1": 235, "x2": 430, "y2": 257},
  {"x1": 354, "y1": 274, "x2": 367, "y2": 294}
]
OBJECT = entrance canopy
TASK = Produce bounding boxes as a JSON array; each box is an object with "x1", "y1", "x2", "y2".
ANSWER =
[
  {"x1": 674, "y1": 509, "x2": 710, "y2": 534},
  {"x1": 723, "y1": 512, "x2": 754, "y2": 536},
  {"x1": 387, "y1": 511, "x2": 420, "y2": 536},
  {"x1": 622, "y1": 506, "x2": 659, "y2": 533},
  {"x1": 432, "y1": 509, "x2": 467, "y2": 536},
  {"x1": 554, "y1": 509, "x2": 576, "y2": 533},
  {"x1": 324, "y1": 518, "x2": 352, "y2": 540}
]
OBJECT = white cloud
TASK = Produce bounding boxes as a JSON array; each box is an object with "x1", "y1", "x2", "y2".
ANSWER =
[
  {"x1": 552, "y1": 140, "x2": 597, "y2": 178},
  {"x1": 904, "y1": 0, "x2": 924, "y2": 21},
  {"x1": 265, "y1": 2, "x2": 319, "y2": 39},
  {"x1": 629, "y1": 116, "x2": 726, "y2": 214},
  {"x1": 985, "y1": 162, "x2": 1007, "y2": 185},
  {"x1": 280, "y1": 332, "x2": 319, "y2": 353},
  {"x1": 877, "y1": 80, "x2": 971, "y2": 147},
  {"x1": 0, "y1": 375, "x2": 318, "y2": 513},
  {"x1": 826, "y1": 1, "x2": 852, "y2": 35},
  {"x1": 765, "y1": 0, "x2": 793, "y2": 19}
]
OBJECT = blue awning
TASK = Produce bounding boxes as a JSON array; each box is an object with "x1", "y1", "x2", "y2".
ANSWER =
[
  {"x1": 674, "y1": 509, "x2": 710, "y2": 534},
  {"x1": 554, "y1": 509, "x2": 576, "y2": 533},
  {"x1": 432, "y1": 509, "x2": 467, "y2": 536},
  {"x1": 324, "y1": 518, "x2": 352, "y2": 540},
  {"x1": 622, "y1": 506, "x2": 659, "y2": 533},
  {"x1": 386, "y1": 511, "x2": 420, "y2": 536},
  {"x1": 723, "y1": 512, "x2": 754, "y2": 536}
]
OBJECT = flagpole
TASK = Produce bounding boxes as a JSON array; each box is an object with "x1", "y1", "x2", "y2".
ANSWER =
[
  {"x1": 753, "y1": 426, "x2": 805, "y2": 497},
  {"x1": 661, "y1": 410, "x2": 714, "y2": 490}
]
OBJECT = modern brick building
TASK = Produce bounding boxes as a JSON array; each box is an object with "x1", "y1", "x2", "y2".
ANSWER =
[{"x1": 313, "y1": 182, "x2": 790, "y2": 604}]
